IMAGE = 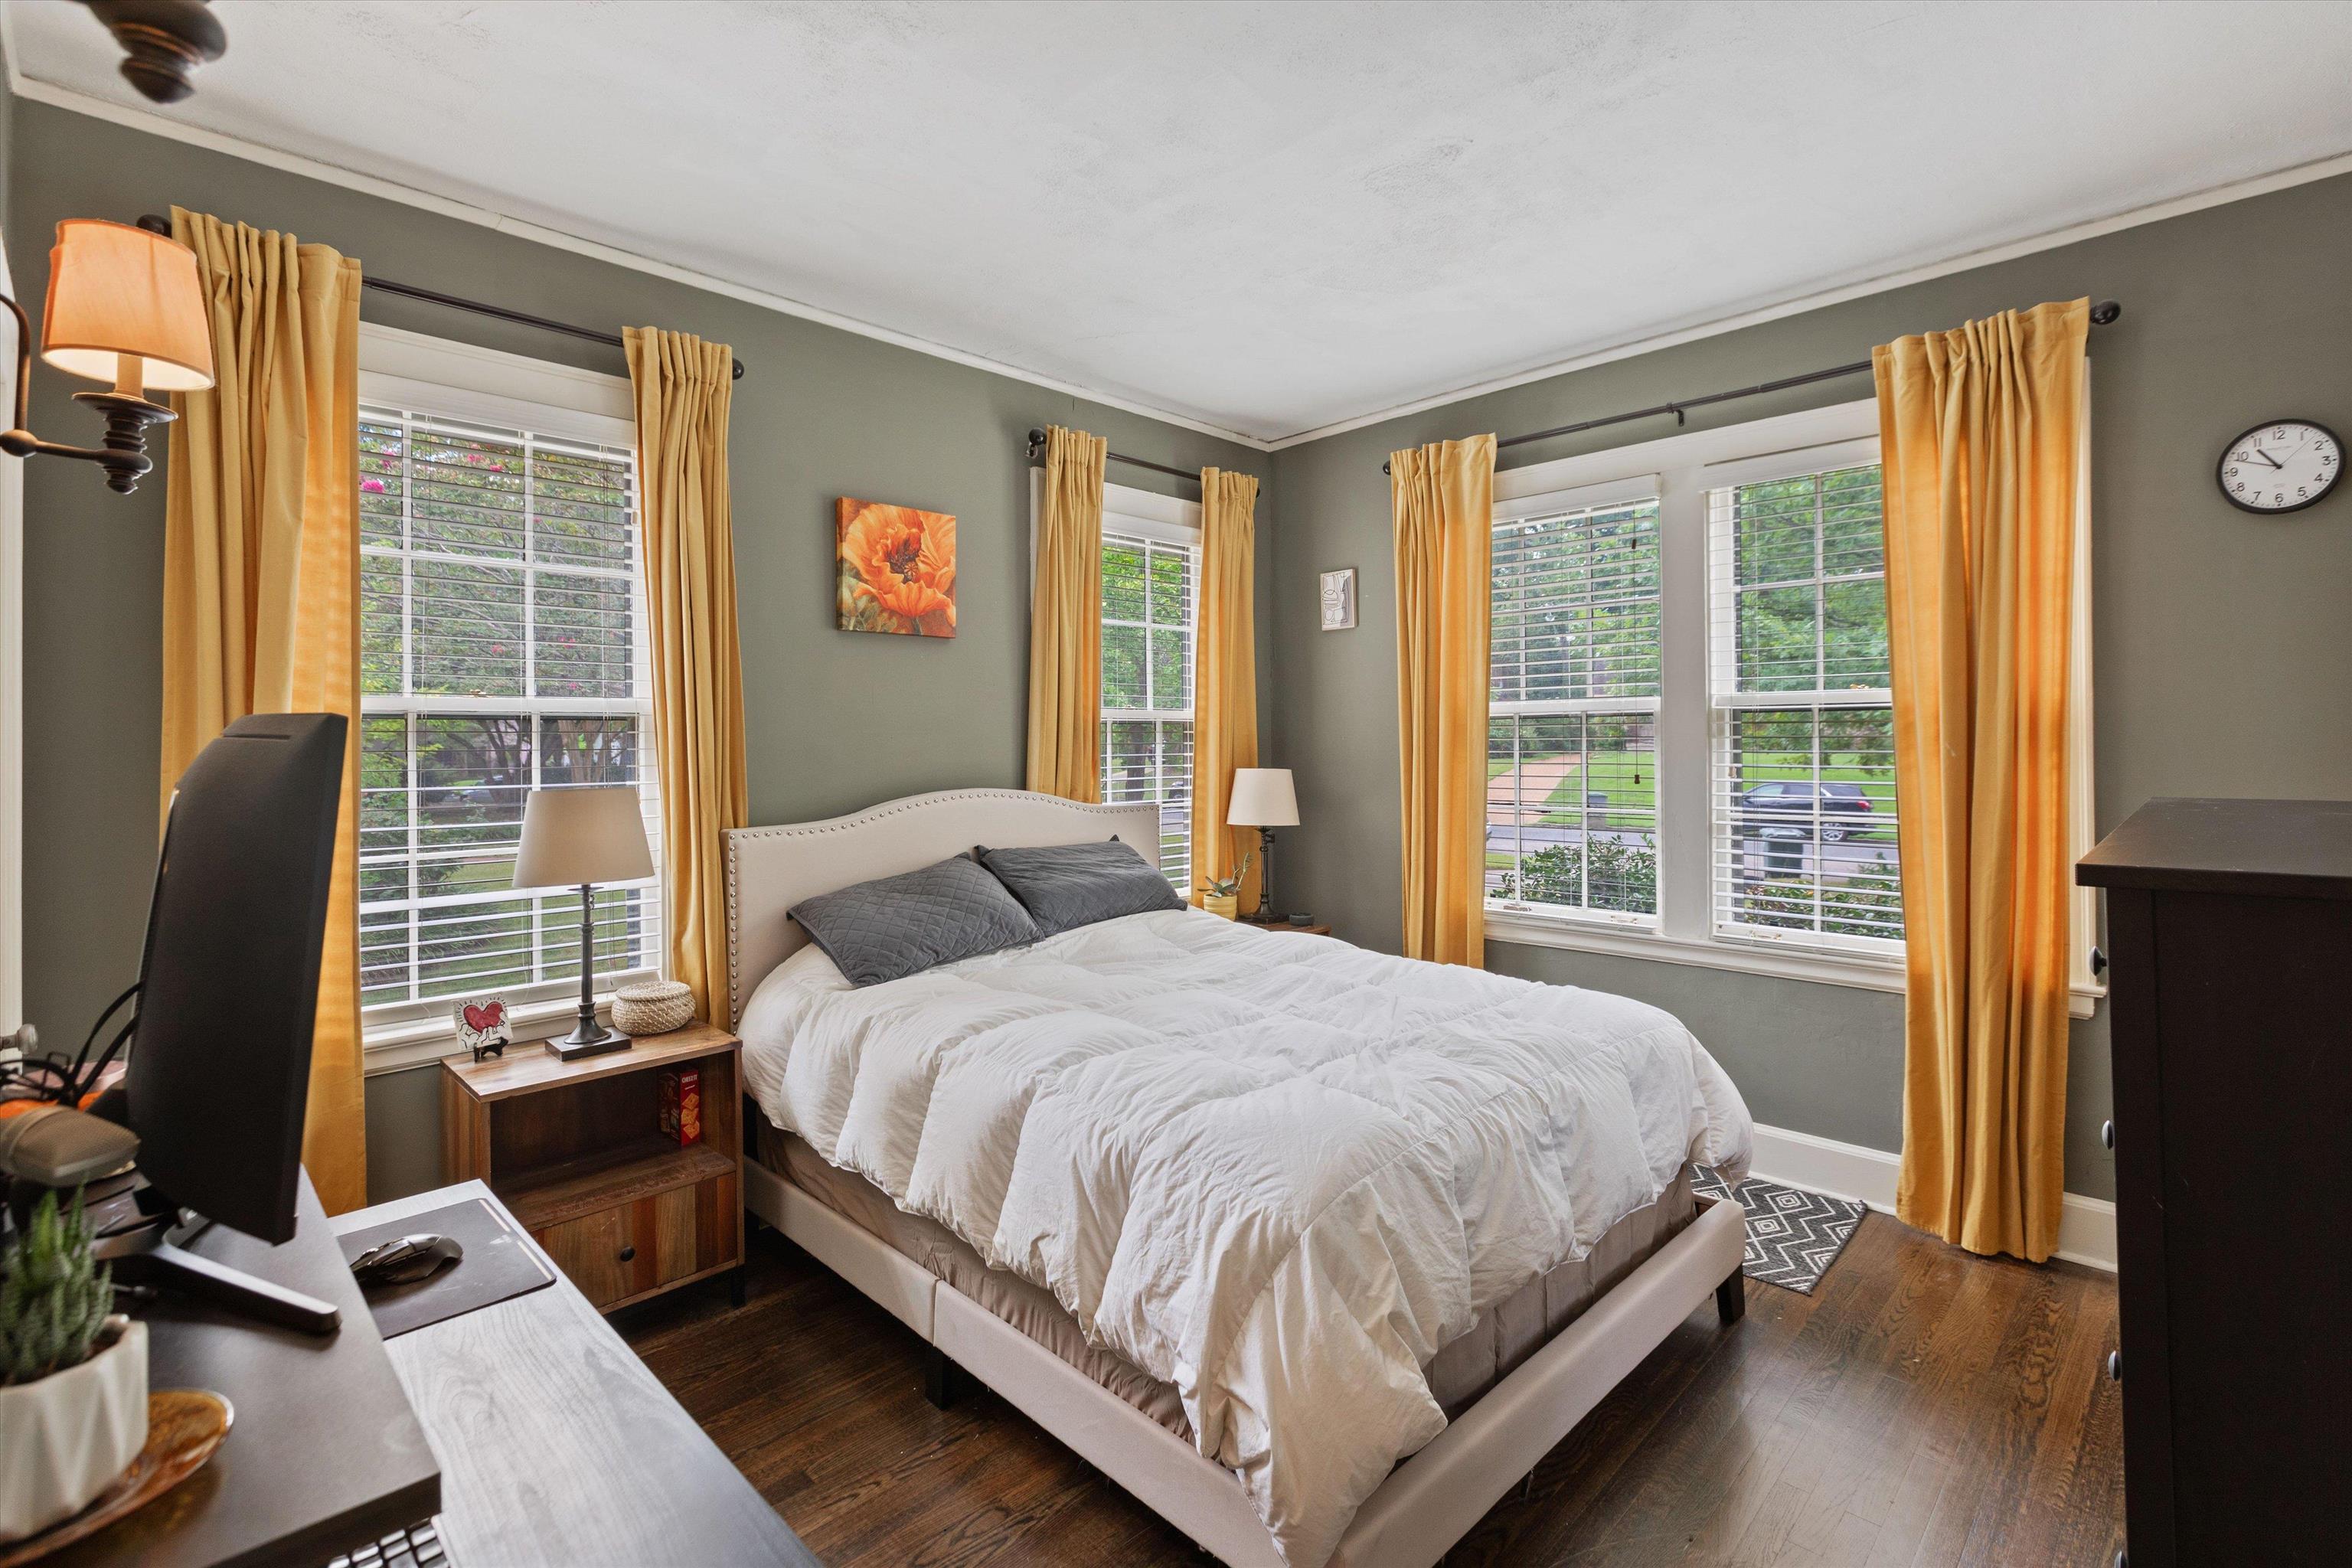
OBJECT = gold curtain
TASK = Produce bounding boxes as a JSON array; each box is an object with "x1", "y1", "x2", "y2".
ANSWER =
[
  {"x1": 1876, "y1": 298, "x2": 2089, "y2": 1263},
  {"x1": 1026, "y1": 425, "x2": 1106, "y2": 801},
  {"x1": 623, "y1": 328, "x2": 749, "y2": 1024},
  {"x1": 1391, "y1": 435, "x2": 1495, "y2": 966},
  {"x1": 161, "y1": 207, "x2": 365, "y2": 1212},
  {"x1": 1191, "y1": 468, "x2": 1260, "y2": 911}
]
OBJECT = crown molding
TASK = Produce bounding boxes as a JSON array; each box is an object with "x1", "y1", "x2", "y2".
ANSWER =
[
  {"x1": 1259, "y1": 145, "x2": 2352, "y2": 450},
  {"x1": 8, "y1": 15, "x2": 2347, "y2": 459},
  {"x1": 0, "y1": 64, "x2": 1274, "y2": 452}
]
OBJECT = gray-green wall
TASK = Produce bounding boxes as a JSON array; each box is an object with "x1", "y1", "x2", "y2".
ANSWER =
[
  {"x1": 14, "y1": 87, "x2": 2352, "y2": 1214},
  {"x1": 3, "y1": 100, "x2": 1273, "y2": 1202},
  {"x1": 1269, "y1": 170, "x2": 2352, "y2": 1204}
]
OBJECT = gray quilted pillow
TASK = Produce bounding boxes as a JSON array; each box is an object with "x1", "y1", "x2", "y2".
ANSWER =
[
  {"x1": 789, "y1": 854, "x2": 1041, "y2": 987},
  {"x1": 976, "y1": 838, "x2": 1183, "y2": 938}
]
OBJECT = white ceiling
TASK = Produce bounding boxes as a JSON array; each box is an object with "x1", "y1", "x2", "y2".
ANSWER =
[{"x1": 10, "y1": 1, "x2": 2352, "y2": 444}]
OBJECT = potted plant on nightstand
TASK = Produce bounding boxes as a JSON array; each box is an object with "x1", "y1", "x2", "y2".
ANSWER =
[
  {"x1": 0, "y1": 1190, "x2": 148, "y2": 1543},
  {"x1": 1197, "y1": 848, "x2": 1254, "y2": 920}
]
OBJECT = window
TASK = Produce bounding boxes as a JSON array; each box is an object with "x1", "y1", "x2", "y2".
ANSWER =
[
  {"x1": 1707, "y1": 459, "x2": 1902, "y2": 951},
  {"x1": 1480, "y1": 397, "x2": 2099, "y2": 1011},
  {"x1": 356, "y1": 335, "x2": 661, "y2": 1034},
  {"x1": 1099, "y1": 521, "x2": 1198, "y2": 884},
  {"x1": 1487, "y1": 481, "x2": 1662, "y2": 923}
]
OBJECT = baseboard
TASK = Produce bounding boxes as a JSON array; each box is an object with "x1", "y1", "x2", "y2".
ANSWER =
[{"x1": 1746, "y1": 1122, "x2": 2116, "y2": 1272}]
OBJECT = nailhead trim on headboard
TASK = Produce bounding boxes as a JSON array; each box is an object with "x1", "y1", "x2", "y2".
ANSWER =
[{"x1": 722, "y1": 789, "x2": 1152, "y2": 1026}]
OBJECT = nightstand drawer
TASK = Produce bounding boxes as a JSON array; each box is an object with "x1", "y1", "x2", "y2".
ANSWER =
[{"x1": 531, "y1": 1171, "x2": 737, "y2": 1310}]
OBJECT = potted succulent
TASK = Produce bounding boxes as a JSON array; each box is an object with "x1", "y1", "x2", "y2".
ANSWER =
[
  {"x1": 0, "y1": 1190, "x2": 147, "y2": 1543},
  {"x1": 1197, "y1": 848, "x2": 1254, "y2": 920}
]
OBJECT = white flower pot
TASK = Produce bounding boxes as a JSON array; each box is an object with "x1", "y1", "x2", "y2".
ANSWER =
[{"x1": 0, "y1": 1316, "x2": 149, "y2": 1543}]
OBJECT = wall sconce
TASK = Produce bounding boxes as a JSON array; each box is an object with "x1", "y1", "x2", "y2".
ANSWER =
[{"x1": 0, "y1": 219, "x2": 214, "y2": 495}]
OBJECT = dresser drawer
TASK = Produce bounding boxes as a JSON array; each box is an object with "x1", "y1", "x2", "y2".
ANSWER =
[{"x1": 531, "y1": 1172, "x2": 738, "y2": 1310}]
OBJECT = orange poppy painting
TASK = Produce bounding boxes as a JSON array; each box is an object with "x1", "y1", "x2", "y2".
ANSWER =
[{"x1": 836, "y1": 498, "x2": 957, "y2": 638}]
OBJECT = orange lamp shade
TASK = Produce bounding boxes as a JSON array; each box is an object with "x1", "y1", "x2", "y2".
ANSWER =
[{"x1": 40, "y1": 219, "x2": 214, "y2": 393}]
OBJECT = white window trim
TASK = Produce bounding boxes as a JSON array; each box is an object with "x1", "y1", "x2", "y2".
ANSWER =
[
  {"x1": 0, "y1": 234, "x2": 20, "y2": 1046},
  {"x1": 1485, "y1": 396, "x2": 2102, "y2": 1018},
  {"x1": 357, "y1": 326, "x2": 662, "y2": 1071}
]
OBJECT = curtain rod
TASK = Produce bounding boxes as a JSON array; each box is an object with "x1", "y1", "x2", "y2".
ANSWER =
[
  {"x1": 1380, "y1": 299, "x2": 2122, "y2": 474},
  {"x1": 1024, "y1": 427, "x2": 1199, "y2": 486},
  {"x1": 136, "y1": 214, "x2": 747, "y2": 381}
]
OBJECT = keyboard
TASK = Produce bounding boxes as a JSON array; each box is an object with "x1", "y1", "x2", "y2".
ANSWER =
[{"x1": 325, "y1": 1518, "x2": 450, "y2": 1568}]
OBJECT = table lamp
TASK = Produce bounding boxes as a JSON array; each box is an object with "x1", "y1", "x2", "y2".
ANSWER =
[
  {"x1": 1226, "y1": 768, "x2": 1300, "y2": 923},
  {"x1": 514, "y1": 786, "x2": 656, "y2": 1060}
]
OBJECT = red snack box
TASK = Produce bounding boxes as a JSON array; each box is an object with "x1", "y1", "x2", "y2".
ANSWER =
[{"x1": 658, "y1": 1067, "x2": 703, "y2": 1146}]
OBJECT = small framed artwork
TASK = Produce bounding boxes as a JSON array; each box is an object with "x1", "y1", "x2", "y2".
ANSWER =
[
  {"x1": 452, "y1": 995, "x2": 511, "y2": 1062},
  {"x1": 1319, "y1": 568, "x2": 1357, "y2": 631},
  {"x1": 838, "y1": 498, "x2": 958, "y2": 638}
]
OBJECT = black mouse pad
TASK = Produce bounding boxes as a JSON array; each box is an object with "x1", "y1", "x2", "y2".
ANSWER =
[{"x1": 337, "y1": 1197, "x2": 556, "y2": 1338}]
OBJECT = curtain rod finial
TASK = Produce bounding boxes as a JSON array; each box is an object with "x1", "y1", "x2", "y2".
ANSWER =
[
  {"x1": 1025, "y1": 427, "x2": 1047, "y2": 459},
  {"x1": 2090, "y1": 299, "x2": 2122, "y2": 326}
]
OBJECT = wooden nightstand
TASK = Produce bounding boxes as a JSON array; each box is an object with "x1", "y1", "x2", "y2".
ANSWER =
[
  {"x1": 1241, "y1": 919, "x2": 1333, "y2": 936},
  {"x1": 440, "y1": 1021, "x2": 743, "y2": 1313}
]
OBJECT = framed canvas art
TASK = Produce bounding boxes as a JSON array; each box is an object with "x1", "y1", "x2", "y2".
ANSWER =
[{"x1": 837, "y1": 498, "x2": 958, "y2": 638}]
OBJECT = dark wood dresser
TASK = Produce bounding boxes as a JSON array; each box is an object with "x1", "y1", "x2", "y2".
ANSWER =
[{"x1": 2078, "y1": 798, "x2": 2352, "y2": 1568}]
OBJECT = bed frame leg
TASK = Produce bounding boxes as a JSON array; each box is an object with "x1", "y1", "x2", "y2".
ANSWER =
[
  {"x1": 1716, "y1": 1266, "x2": 1747, "y2": 1325},
  {"x1": 924, "y1": 1345, "x2": 965, "y2": 1410}
]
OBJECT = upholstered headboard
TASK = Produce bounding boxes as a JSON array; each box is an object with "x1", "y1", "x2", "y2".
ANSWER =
[{"x1": 722, "y1": 788, "x2": 1163, "y2": 1025}]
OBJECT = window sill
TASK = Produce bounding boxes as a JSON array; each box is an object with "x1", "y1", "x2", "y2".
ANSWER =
[
  {"x1": 362, "y1": 991, "x2": 628, "y2": 1077},
  {"x1": 1482, "y1": 907, "x2": 2102, "y2": 1018}
]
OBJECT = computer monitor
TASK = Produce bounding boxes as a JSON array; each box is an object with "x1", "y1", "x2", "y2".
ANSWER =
[{"x1": 96, "y1": 712, "x2": 348, "y2": 1333}]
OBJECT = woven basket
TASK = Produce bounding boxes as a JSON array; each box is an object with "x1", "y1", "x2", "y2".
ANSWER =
[{"x1": 611, "y1": 979, "x2": 695, "y2": 1037}]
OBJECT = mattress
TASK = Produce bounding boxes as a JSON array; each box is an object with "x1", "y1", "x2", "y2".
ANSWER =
[{"x1": 757, "y1": 1123, "x2": 1698, "y2": 1439}]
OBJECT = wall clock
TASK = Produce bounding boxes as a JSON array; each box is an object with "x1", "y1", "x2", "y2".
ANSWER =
[{"x1": 2217, "y1": 419, "x2": 2341, "y2": 514}]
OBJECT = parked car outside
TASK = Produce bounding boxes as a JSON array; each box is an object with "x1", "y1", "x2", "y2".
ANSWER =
[{"x1": 1735, "y1": 780, "x2": 1877, "y2": 841}]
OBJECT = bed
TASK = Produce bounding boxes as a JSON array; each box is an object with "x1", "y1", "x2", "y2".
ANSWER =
[{"x1": 724, "y1": 789, "x2": 1752, "y2": 1568}]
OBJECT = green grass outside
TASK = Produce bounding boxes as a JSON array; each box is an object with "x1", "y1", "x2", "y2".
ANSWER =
[
  {"x1": 1486, "y1": 750, "x2": 1658, "y2": 831},
  {"x1": 1484, "y1": 747, "x2": 1896, "y2": 841}
]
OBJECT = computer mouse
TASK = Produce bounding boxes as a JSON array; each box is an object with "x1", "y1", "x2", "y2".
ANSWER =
[{"x1": 351, "y1": 1232, "x2": 463, "y2": 1288}]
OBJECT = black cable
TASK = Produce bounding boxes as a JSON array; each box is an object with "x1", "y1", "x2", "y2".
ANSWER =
[
  {"x1": 75, "y1": 1015, "x2": 139, "y2": 1104},
  {"x1": 65, "y1": 983, "x2": 140, "y2": 1089},
  {"x1": 0, "y1": 982, "x2": 141, "y2": 1106},
  {"x1": 0, "y1": 1057, "x2": 76, "y2": 1100}
]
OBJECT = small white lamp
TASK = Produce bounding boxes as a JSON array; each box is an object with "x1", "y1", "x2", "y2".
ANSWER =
[
  {"x1": 1226, "y1": 768, "x2": 1300, "y2": 923},
  {"x1": 514, "y1": 786, "x2": 655, "y2": 1060}
]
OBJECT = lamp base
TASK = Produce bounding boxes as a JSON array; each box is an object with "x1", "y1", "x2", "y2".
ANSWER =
[{"x1": 544, "y1": 1024, "x2": 632, "y2": 1063}]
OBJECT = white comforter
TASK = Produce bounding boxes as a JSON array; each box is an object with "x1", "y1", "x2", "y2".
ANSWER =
[{"x1": 740, "y1": 909, "x2": 1751, "y2": 1568}]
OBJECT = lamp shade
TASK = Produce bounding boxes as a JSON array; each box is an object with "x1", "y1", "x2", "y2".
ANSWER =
[
  {"x1": 1227, "y1": 768, "x2": 1299, "y2": 828},
  {"x1": 41, "y1": 219, "x2": 214, "y2": 392},
  {"x1": 513, "y1": 786, "x2": 655, "y2": 890}
]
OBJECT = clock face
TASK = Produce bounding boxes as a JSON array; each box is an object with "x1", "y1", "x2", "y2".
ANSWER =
[{"x1": 2218, "y1": 420, "x2": 2341, "y2": 514}]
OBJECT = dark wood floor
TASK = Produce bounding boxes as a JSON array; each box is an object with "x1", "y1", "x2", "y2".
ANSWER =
[{"x1": 618, "y1": 1213, "x2": 2125, "y2": 1567}]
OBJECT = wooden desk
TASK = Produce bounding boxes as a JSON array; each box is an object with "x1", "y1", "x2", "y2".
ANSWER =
[
  {"x1": 49, "y1": 1174, "x2": 439, "y2": 1568},
  {"x1": 333, "y1": 1181, "x2": 815, "y2": 1568}
]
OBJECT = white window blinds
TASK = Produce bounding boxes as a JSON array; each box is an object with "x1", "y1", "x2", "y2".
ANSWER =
[
  {"x1": 1099, "y1": 528, "x2": 1197, "y2": 884},
  {"x1": 1487, "y1": 494, "x2": 1662, "y2": 922},
  {"x1": 358, "y1": 402, "x2": 662, "y2": 1020},
  {"x1": 1707, "y1": 460, "x2": 1903, "y2": 951}
]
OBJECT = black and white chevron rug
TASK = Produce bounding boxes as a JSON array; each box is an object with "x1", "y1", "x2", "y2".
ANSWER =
[{"x1": 1692, "y1": 1168, "x2": 1867, "y2": 1295}]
